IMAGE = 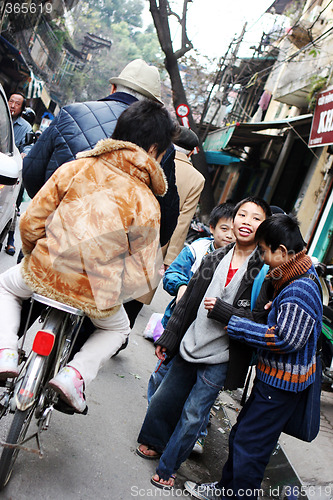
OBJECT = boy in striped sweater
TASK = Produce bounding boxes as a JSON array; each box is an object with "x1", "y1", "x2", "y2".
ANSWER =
[{"x1": 185, "y1": 214, "x2": 323, "y2": 500}]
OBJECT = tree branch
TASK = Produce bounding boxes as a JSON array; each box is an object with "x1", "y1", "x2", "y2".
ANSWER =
[
  {"x1": 174, "y1": 42, "x2": 193, "y2": 59},
  {"x1": 148, "y1": 0, "x2": 214, "y2": 216},
  {"x1": 181, "y1": 0, "x2": 192, "y2": 51},
  {"x1": 149, "y1": 0, "x2": 173, "y2": 54},
  {"x1": 167, "y1": 5, "x2": 182, "y2": 24},
  {"x1": 149, "y1": 0, "x2": 193, "y2": 59}
]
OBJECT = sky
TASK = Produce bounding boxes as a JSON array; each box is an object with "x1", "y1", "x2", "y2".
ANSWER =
[{"x1": 143, "y1": 0, "x2": 288, "y2": 64}]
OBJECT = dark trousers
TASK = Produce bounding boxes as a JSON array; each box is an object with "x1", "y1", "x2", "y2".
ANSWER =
[
  {"x1": 16, "y1": 183, "x2": 25, "y2": 209},
  {"x1": 123, "y1": 300, "x2": 144, "y2": 328},
  {"x1": 217, "y1": 378, "x2": 303, "y2": 500},
  {"x1": 138, "y1": 354, "x2": 228, "y2": 480}
]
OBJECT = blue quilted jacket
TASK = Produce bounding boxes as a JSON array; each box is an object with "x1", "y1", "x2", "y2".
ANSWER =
[
  {"x1": 162, "y1": 237, "x2": 214, "y2": 326},
  {"x1": 23, "y1": 93, "x2": 133, "y2": 197}
]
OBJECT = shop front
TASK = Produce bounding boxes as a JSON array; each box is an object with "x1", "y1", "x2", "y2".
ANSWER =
[
  {"x1": 203, "y1": 115, "x2": 313, "y2": 208},
  {"x1": 307, "y1": 87, "x2": 333, "y2": 264}
]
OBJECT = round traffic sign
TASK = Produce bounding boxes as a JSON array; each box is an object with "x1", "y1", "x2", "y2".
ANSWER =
[{"x1": 176, "y1": 104, "x2": 190, "y2": 118}]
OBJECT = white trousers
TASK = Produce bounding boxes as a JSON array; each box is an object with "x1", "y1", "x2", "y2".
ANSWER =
[{"x1": 0, "y1": 264, "x2": 130, "y2": 386}]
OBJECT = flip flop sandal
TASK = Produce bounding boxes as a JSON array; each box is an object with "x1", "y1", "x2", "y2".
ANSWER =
[
  {"x1": 136, "y1": 445, "x2": 161, "y2": 460},
  {"x1": 150, "y1": 474, "x2": 176, "y2": 490}
]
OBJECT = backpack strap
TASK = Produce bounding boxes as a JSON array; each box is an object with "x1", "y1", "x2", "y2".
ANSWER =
[{"x1": 251, "y1": 264, "x2": 269, "y2": 310}]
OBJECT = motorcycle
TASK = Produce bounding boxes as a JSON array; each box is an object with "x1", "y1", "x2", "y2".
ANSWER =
[{"x1": 315, "y1": 262, "x2": 333, "y2": 389}]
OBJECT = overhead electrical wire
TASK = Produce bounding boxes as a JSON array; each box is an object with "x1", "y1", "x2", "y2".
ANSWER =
[
  {"x1": 308, "y1": 0, "x2": 333, "y2": 30},
  {"x1": 238, "y1": 0, "x2": 333, "y2": 80},
  {"x1": 231, "y1": 24, "x2": 333, "y2": 87},
  {"x1": 206, "y1": 2, "x2": 333, "y2": 131}
]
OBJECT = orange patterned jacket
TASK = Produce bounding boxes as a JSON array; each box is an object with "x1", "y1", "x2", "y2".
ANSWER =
[{"x1": 20, "y1": 139, "x2": 167, "y2": 318}]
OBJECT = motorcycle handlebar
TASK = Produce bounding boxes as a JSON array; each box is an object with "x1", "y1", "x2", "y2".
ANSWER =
[{"x1": 314, "y1": 262, "x2": 333, "y2": 277}]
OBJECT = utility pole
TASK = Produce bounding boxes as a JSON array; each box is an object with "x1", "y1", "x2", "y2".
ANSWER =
[
  {"x1": 199, "y1": 39, "x2": 233, "y2": 130},
  {"x1": 201, "y1": 22, "x2": 247, "y2": 141}
]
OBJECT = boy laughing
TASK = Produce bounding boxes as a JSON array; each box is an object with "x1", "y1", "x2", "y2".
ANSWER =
[{"x1": 136, "y1": 197, "x2": 271, "y2": 489}]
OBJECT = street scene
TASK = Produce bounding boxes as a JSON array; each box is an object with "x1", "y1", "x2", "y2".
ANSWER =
[
  {"x1": 0, "y1": 0, "x2": 333, "y2": 499},
  {"x1": 0, "y1": 221, "x2": 332, "y2": 499}
]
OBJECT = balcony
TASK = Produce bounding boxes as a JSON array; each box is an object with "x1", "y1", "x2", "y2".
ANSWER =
[{"x1": 268, "y1": 36, "x2": 333, "y2": 109}]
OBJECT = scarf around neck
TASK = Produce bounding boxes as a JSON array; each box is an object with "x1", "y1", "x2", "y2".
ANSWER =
[{"x1": 268, "y1": 249, "x2": 313, "y2": 297}]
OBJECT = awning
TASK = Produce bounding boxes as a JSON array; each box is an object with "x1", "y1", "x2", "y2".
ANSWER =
[
  {"x1": 0, "y1": 35, "x2": 30, "y2": 82},
  {"x1": 233, "y1": 114, "x2": 313, "y2": 131},
  {"x1": 204, "y1": 114, "x2": 313, "y2": 150},
  {"x1": 205, "y1": 151, "x2": 242, "y2": 165}
]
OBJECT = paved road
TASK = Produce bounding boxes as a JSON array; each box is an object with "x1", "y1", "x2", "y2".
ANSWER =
[
  {"x1": 0, "y1": 211, "x2": 219, "y2": 499},
  {"x1": 0, "y1": 203, "x2": 332, "y2": 499},
  {"x1": 0, "y1": 275, "x2": 185, "y2": 498}
]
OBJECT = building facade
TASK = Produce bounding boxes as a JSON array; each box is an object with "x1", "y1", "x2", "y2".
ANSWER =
[{"x1": 203, "y1": 0, "x2": 333, "y2": 264}]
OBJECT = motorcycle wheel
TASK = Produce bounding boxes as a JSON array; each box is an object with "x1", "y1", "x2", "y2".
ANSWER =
[
  {"x1": 323, "y1": 304, "x2": 333, "y2": 323},
  {"x1": 322, "y1": 305, "x2": 333, "y2": 388},
  {"x1": 0, "y1": 406, "x2": 36, "y2": 490}
]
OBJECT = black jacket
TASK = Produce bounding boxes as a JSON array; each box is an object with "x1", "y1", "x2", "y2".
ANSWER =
[
  {"x1": 156, "y1": 244, "x2": 269, "y2": 390},
  {"x1": 157, "y1": 145, "x2": 179, "y2": 246}
]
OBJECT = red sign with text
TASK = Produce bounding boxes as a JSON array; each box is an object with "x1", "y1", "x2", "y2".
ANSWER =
[{"x1": 309, "y1": 87, "x2": 333, "y2": 147}]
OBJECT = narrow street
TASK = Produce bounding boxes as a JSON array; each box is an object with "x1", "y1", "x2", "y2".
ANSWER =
[
  {"x1": 0, "y1": 205, "x2": 332, "y2": 499},
  {"x1": 0, "y1": 212, "x2": 227, "y2": 499},
  {"x1": 1, "y1": 0, "x2": 333, "y2": 497}
]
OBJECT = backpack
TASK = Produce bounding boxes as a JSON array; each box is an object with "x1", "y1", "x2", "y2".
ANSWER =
[{"x1": 250, "y1": 264, "x2": 269, "y2": 310}]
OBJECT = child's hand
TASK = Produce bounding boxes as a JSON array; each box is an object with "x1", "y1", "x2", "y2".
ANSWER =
[
  {"x1": 176, "y1": 285, "x2": 187, "y2": 303},
  {"x1": 204, "y1": 297, "x2": 217, "y2": 311},
  {"x1": 158, "y1": 263, "x2": 166, "y2": 277},
  {"x1": 264, "y1": 301, "x2": 272, "y2": 310},
  {"x1": 155, "y1": 345, "x2": 167, "y2": 360}
]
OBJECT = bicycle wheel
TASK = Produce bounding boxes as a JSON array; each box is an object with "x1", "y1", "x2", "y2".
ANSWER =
[
  {"x1": 0, "y1": 405, "x2": 36, "y2": 490},
  {"x1": 0, "y1": 387, "x2": 10, "y2": 420}
]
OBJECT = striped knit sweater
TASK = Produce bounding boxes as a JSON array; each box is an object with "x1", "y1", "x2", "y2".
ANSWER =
[{"x1": 227, "y1": 251, "x2": 323, "y2": 392}]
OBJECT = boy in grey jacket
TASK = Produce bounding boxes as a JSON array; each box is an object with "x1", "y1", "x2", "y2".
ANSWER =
[{"x1": 136, "y1": 197, "x2": 271, "y2": 490}]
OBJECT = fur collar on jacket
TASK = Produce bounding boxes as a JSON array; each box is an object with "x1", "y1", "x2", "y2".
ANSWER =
[{"x1": 76, "y1": 138, "x2": 168, "y2": 197}]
